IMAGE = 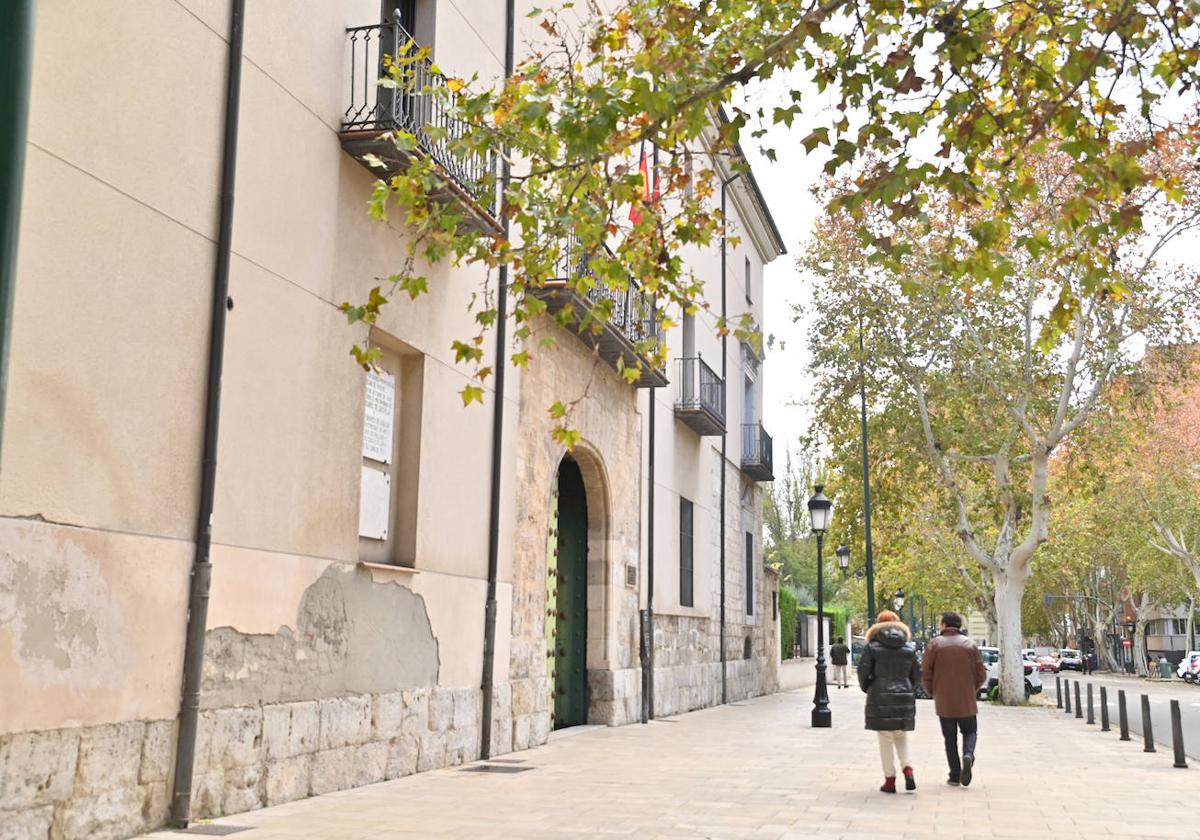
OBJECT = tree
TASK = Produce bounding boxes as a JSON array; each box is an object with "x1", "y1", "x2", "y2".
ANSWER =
[
  {"x1": 344, "y1": 1, "x2": 1200, "y2": 425},
  {"x1": 802, "y1": 141, "x2": 1200, "y2": 702}
]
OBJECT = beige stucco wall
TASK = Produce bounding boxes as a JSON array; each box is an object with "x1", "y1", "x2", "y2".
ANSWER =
[{"x1": 0, "y1": 519, "x2": 190, "y2": 734}]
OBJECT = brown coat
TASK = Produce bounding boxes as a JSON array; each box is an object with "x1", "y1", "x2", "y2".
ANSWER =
[{"x1": 921, "y1": 630, "x2": 987, "y2": 718}]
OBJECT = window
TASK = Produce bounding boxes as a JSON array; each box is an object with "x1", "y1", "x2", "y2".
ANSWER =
[
  {"x1": 744, "y1": 256, "x2": 752, "y2": 303},
  {"x1": 679, "y1": 498, "x2": 694, "y2": 607},
  {"x1": 1147, "y1": 619, "x2": 1184, "y2": 636},
  {"x1": 745, "y1": 531, "x2": 754, "y2": 616},
  {"x1": 358, "y1": 342, "x2": 424, "y2": 566}
]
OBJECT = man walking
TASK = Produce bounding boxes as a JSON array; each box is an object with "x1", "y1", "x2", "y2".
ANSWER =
[
  {"x1": 830, "y1": 637, "x2": 850, "y2": 689},
  {"x1": 922, "y1": 612, "x2": 986, "y2": 787}
]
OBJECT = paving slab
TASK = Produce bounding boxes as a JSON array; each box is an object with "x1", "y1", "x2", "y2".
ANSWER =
[{"x1": 137, "y1": 682, "x2": 1194, "y2": 839}]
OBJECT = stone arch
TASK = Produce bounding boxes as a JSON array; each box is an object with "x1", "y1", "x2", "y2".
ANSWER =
[{"x1": 545, "y1": 441, "x2": 616, "y2": 724}]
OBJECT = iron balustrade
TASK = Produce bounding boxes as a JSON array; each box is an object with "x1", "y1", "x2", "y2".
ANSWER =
[
  {"x1": 342, "y1": 18, "x2": 496, "y2": 212},
  {"x1": 553, "y1": 238, "x2": 663, "y2": 350},
  {"x1": 741, "y1": 423, "x2": 774, "y2": 480},
  {"x1": 676, "y1": 357, "x2": 725, "y2": 424}
]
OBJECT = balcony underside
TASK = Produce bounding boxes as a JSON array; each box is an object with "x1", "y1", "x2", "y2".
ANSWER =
[
  {"x1": 674, "y1": 405, "x2": 726, "y2": 436},
  {"x1": 530, "y1": 282, "x2": 668, "y2": 389},
  {"x1": 340, "y1": 130, "x2": 501, "y2": 235},
  {"x1": 740, "y1": 461, "x2": 773, "y2": 482}
]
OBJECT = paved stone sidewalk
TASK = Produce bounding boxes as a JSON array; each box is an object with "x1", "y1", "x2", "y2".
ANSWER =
[{"x1": 141, "y1": 685, "x2": 1194, "y2": 840}]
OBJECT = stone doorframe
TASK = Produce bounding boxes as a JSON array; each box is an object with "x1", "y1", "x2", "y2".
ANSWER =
[{"x1": 547, "y1": 442, "x2": 616, "y2": 680}]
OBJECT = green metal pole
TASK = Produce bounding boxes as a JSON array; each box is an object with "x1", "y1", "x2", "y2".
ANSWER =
[
  {"x1": 0, "y1": 0, "x2": 36, "y2": 454},
  {"x1": 858, "y1": 311, "x2": 876, "y2": 620}
]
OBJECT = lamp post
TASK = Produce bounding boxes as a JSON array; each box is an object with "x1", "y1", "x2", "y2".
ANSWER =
[
  {"x1": 808, "y1": 484, "x2": 833, "y2": 728},
  {"x1": 836, "y1": 544, "x2": 851, "y2": 575},
  {"x1": 893, "y1": 589, "x2": 905, "y2": 614},
  {"x1": 857, "y1": 312, "x2": 877, "y2": 619}
]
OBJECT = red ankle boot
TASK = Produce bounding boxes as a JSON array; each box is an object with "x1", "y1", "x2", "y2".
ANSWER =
[
  {"x1": 880, "y1": 776, "x2": 896, "y2": 793},
  {"x1": 903, "y1": 766, "x2": 916, "y2": 791}
]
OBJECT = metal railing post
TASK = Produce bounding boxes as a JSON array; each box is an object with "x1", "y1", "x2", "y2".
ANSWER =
[
  {"x1": 1056, "y1": 676, "x2": 1062, "y2": 709},
  {"x1": 1086, "y1": 683, "x2": 1095, "y2": 724},
  {"x1": 1170, "y1": 699, "x2": 1187, "y2": 768},
  {"x1": 1064, "y1": 678, "x2": 1072, "y2": 713},
  {"x1": 1074, "y1": 681, "x2": 1082, "y2": 718},
  {"x1": 1100, "y1": 686, "x2": 1110, "y2": 731},
  {"x1": 1141, "y1": 694, "x2": 1155, "y2": 752},
  {"x1": 1118, "y1": 689, "x2": 1130, "y2": 741}
]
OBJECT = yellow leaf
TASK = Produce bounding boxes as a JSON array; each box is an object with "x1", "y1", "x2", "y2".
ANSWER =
[{"x1": 446, "y1": 78, "x2": 465, "y2": 93}]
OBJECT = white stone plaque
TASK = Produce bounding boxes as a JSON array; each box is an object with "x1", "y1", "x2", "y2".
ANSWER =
[
  {"x1": 362, "y1": 370, "x2": 395, "y2": 464},
  {"x1": 359, "y1": 466, "x2": 391, "y2": 540}
]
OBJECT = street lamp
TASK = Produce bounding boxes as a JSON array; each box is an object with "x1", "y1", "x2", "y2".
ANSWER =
[
  {"x1": 808, "y1": 484, "x2": 833, "y2": 729},
  {"x1": 836, "y1": 544, "x2": 851, "y2": 575},
  {"x1": 893, "y1": 589, "x2": 905, "y2": 613}
]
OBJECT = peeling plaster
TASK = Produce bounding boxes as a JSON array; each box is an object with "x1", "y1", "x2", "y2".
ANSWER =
[{"x1": 200, "y1": 564, "x2": 439, "y2": 708}]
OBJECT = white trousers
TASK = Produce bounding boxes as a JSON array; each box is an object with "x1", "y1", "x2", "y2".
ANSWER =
[
  {"x1": 876, "y1": 730, "x2": 911, "y2": 777},
  {"x1": 831, "y1": 664, "x2": 849, "y2": 686}
]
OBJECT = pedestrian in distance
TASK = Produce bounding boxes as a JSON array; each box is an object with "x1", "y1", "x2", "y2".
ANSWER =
[
  {"x1": 922, "y1": 611, "x2": 987, "y2": 788},
  {"x1": 830, "y1": 636, "x2": 851, "y2": 689},
  {"x1": 858, "y1": 610, "x2": 921, "y2": 794}
]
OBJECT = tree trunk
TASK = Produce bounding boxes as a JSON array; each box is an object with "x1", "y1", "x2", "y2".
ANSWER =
[
  {"x1": 992, "y1": 571, "x2": 1028, "y2": 704},
  {"x1": 1133, "y1": 618, "x2": 1150, "y2": 677},
  {"x1": 1092, "y1": 616, "x2": 1119, "y2": 672}
]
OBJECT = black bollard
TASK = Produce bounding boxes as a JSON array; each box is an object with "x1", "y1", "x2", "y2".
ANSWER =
[
  {"x1": 1056, "y1": 676, "x2": 1062, "y2": 709},
  {"x1": 1075, "y1": 681, "x2": 1083, "y2": 719},
  {"x1": 1170, "y1": 700, "x2": 1187, "y2": 769},
  {"x1": 1142, "y1": 694, "x2": 1156, "y2": 753},
  {"x1": 1065, "y1": 679, "x2": 1072, "y2": 713},
  {"x1": 1118, "y1": 689, "x2": 1130, "y2": 741},
  {"x1": 1087, "y1": 683, "x2": 1095, "y2": 724},
  {"x1": 1100, "y1": 686, "x2": 1110, "y2": 731}
]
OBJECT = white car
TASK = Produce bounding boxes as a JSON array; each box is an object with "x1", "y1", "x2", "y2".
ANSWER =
[
  {"x1": 1177, "y1": 651, "x2": 1200, "y2": 684},
  {"x1": 1058, "y1": 649, "x2": 1083, "y2": 671},
  {"x1": 979, "y1": 646, "x2": 1043, "y2": 698}
]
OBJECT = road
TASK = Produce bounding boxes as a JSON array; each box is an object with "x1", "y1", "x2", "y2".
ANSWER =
[{"x1": 1050, "y1": 672, "x2": 1200, "y2": 760}]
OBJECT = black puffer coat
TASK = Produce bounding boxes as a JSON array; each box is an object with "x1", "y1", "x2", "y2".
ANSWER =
[{"x1": 857, "y1": 620, "x2": 920, "y2": 731}]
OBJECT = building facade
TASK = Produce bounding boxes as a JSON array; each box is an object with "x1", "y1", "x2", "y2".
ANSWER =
[{"x1": 0, "y1": 2, "x2": 784, "y2": 838}]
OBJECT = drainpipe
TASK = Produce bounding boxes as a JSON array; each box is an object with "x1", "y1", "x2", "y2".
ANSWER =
[
  {"x1": 170, "y1": 0, "x2": 244, "y2": 826},
  {"x1": 0, "y1": 0, "x2": 35, "y2": 456},
  {"x1": 719, "y1": 170, "x2": 741, "y2": 705},
  {"x1": 480, "y1": 0, "x2": 515, "y2": 761}
]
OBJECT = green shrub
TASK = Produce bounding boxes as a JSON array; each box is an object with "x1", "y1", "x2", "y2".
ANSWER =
[{"x1": 780, "y1": 588, "x2": 798, "y2": 660}]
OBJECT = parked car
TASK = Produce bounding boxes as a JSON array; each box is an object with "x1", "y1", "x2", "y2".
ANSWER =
[
  {"x1": 1035, "y1": 654, "x2": 1060, "y2": 673},
  {"x1": 979, "y1": 646, "x2": 1043, "y2": 698},
  {"x1": 1058, "y1": 649, "x2": 1083, "y2": 671},
  {"x1": 1177, "y1": 651, "x2": 1200, "y2": 684}
]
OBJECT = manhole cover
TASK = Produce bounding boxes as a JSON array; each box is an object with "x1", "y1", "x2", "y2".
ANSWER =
[
  {"x1": 460, "y1": 764, "x2": 533, "y2": 774},
  {"x1": 178, "y1": 826, "x2": 253, "y2": 836}
]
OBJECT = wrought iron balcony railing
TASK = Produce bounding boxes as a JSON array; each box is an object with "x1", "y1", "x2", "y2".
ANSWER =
[
  {"x1": 741, "y1": 423, "x2": 774, "y2": 481},
  {"x1": 530, "y1": 240, "x2": 667, "y2": 388},
  {"x1": 340, "y1": 17, "x2": 498, "y2": 229},
  {"x1": 674, "y1": 356, "x2": 726, "y2": 435}
]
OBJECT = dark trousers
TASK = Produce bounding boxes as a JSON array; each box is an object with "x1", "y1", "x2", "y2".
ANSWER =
[{"x1": 939, "y1": 716, "x2": 978, "y2": 780}]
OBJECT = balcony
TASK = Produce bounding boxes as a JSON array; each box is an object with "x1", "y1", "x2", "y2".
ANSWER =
[
  {"x1": 529, "y1": 244, "x2": 668, "y2": 388},
  {"x1": 340, "y1": 19, "x2": 500, "y2": 234},
  {"x1": 741, "y1": 423, "x2": 774, "y2": 481},
  {"x1": 674, "y1": 356, "x2": 726, "y2": 435}
]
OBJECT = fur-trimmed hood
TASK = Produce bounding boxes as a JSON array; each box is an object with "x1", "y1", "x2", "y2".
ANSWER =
[{"x1": 865, "y1": 620, "x2": 912, "y2": 647}]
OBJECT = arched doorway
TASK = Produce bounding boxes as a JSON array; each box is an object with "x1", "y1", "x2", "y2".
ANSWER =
[{"x1": 548, "y1": 457, "x2": 588, "y2": 729}]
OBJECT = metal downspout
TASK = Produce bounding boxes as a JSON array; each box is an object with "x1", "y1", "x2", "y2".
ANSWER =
[
  {"x1": 480, "y1": 0, "x2": 515, "y2": 761},
  {"x1": 170, "y1": 0, "x2": 245, "y2": 826},
  {"x1": 0, "y1": 0, "x2": 36, "y2": 455},
  {"x1": 719, "y1": 171, "x2": 740, "y2": 704}
]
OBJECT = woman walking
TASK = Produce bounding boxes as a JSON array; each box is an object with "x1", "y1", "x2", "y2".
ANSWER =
[{"x1": 858, "y1": 610, "x2": 921, "y2": 793}]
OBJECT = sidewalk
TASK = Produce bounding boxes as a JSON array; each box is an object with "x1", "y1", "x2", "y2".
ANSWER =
[{"x1": 140, "y1": 687, "x2": 1195, "y2": 840}]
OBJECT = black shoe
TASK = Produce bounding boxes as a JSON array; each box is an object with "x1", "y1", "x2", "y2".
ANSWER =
[
  {"x1": 947, "y1": 777, "x2": 960, "y2": 786},
  {"x1": 961, "y1": 754, "x2": 974, "y2": 787}
]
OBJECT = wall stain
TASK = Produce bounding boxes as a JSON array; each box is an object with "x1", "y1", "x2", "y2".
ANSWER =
[{"x1": 200, "y1": 564, "x2": 439, "y2": 708}]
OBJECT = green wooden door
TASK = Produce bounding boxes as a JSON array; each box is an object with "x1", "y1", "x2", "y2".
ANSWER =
[{"x1": 551, "y1": 458, "x2": 588, "y2": 729}]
